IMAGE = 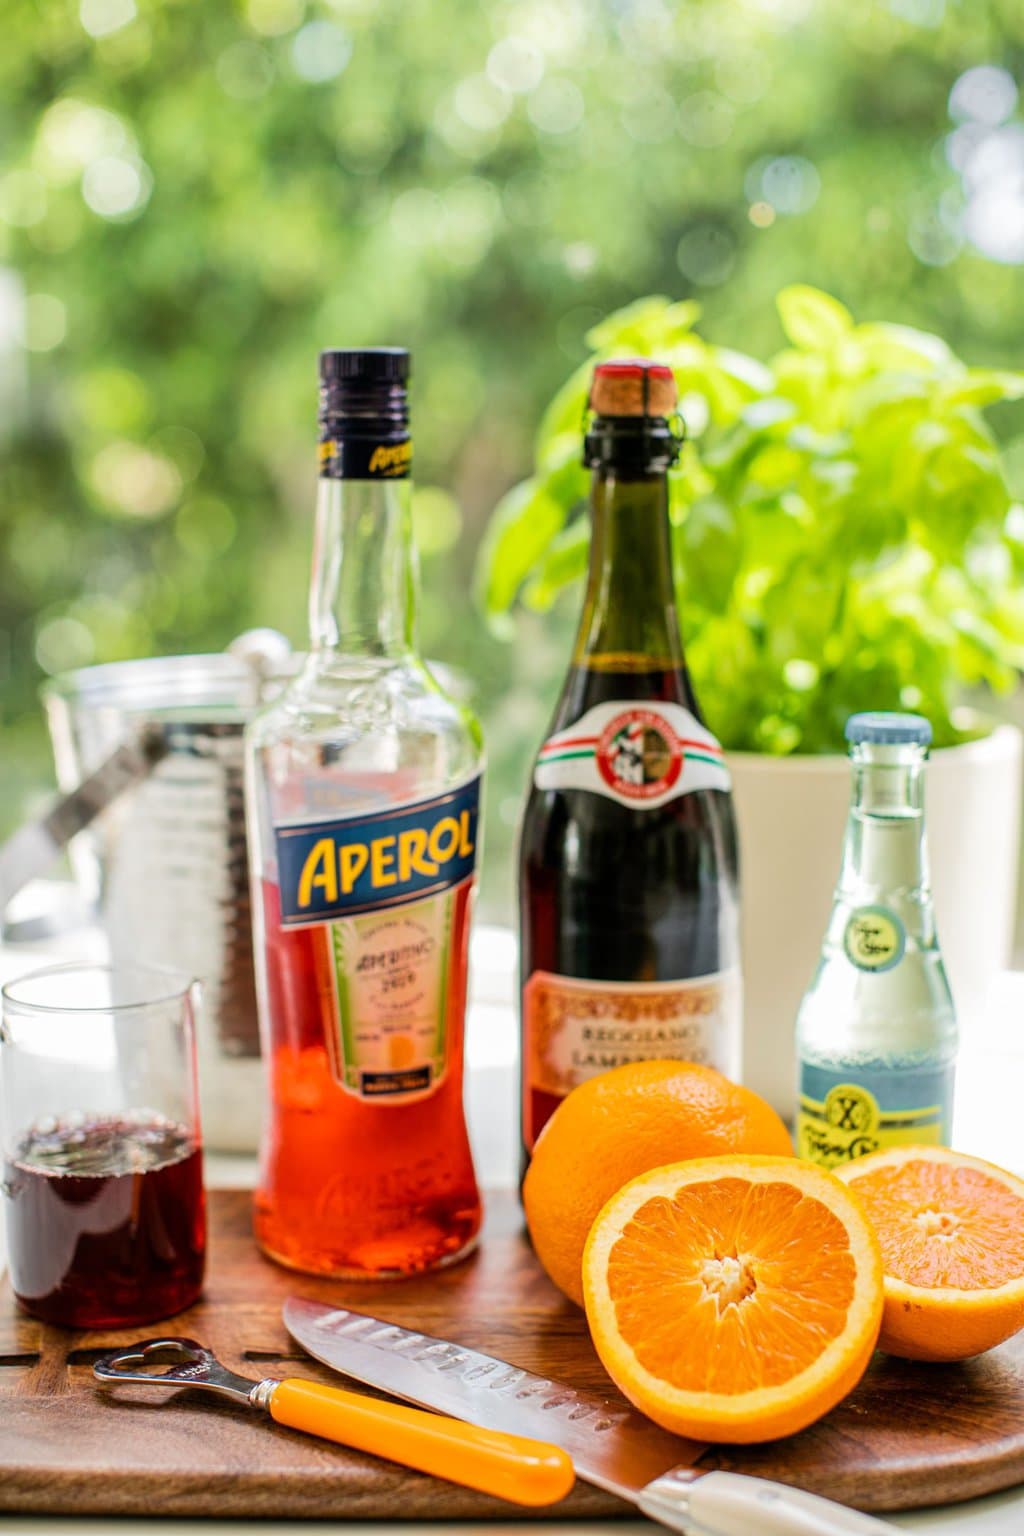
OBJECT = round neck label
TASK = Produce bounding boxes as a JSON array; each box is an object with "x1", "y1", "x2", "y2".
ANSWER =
[
  {"x1": 595, "y1": 708, "x2": 684, "y2": 802},
  {"x1": 534, "y1": 701, "x2": 730, "y2": 809},
  {"x1": 843, "y1": 906, "x2": 905, "y2": 973}
]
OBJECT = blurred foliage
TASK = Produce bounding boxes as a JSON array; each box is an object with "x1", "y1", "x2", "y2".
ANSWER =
[
  {"x1": 3, "y1": 0, "x2": 1024, "y2": 910},
  {"x1": 481, "y1": 285, "x2": 1024, "y2": 752}
]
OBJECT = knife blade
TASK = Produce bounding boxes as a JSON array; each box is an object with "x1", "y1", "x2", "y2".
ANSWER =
[{"x1": 284, "y1": 1298, "x2": 900, "y2": 1536}]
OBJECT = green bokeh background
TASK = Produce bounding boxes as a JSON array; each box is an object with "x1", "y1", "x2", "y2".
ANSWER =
[{"x1": 3, "y1": 0, "x2": 1024, "y2": 918}]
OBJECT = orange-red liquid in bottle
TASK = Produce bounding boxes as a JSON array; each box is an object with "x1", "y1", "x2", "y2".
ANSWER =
[{"x1": 246, "y1": 350, "x2": 483, "y2": 1277}]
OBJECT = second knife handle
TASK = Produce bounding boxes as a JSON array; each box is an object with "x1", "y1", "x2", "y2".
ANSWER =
[
  {"x1": 269, "y1": 1376, "x2": 574, "y2": 1507},
  {"x1": 639, "y1": 1469, "x2": 900, "y2": 1536}
]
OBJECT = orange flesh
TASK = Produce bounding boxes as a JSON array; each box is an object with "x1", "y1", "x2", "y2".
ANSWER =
[
  {"x1": 606, "y1": 1178, "x2": 856, "y2": 1394},
  {"x1": 850, "y1": 1160, "x2": 1024, "y2": 1291}
]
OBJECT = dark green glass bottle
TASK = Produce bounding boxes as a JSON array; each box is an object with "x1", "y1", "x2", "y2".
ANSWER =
[{"x1": 518, "y1": 359, "x2": 741, "y2": 1165}]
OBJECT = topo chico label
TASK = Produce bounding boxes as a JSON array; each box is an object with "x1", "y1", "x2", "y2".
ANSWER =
[
  {"x1": 522, "y1": 969, "x2": 741, "y2": 1149},
  {"x1": 843, "y1": 905, "x2": 906, "y2": 973},
  {"x1": 273, "y1": 777, "x2": 480, "y2": 1102},
  {"x1": 796, "y1": 1059, "x2": 953, "y2": 1170},
  {"x1": 534, "y1": 702, "x2": 730, "y2": 809}
]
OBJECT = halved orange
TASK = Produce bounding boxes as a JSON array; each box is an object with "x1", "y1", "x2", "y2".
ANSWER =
[
  {"x1": 836, "y1": 1145, "x2": 1024, "y2": 1361},
  {"x1": 582, "y1": 1155, "x2": 883, "y2": 1443}
]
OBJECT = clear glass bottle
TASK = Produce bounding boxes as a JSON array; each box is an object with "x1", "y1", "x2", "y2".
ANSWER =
[
  {"x1": 795, "y1": 712, "x2": 957, "y2": 1169},
  {"x1": 245, "y1": 348, "x2": 484, "y2": 1277}
]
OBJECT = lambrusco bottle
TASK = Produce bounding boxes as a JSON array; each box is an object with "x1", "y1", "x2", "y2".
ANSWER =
[
  {"x1": 518, "y1": 359, "x2": 741, "y2": 1165},
  {"x1": 245, "y1": 349, "x2": 484, "y2": 1276},
  {"x1": 795, "y1": 712, "x2": 957, "y2": 1169}
]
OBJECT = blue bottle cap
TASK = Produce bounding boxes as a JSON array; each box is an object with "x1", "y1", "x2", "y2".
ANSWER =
[{"x1": 845, "y1": 712, "x2": 933, "y2": 747}]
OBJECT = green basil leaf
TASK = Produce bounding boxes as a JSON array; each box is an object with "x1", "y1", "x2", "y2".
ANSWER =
[
  {"x1": 583, "y1": 294, "x2": 674, "y2": 350},
  {"x1": 476, "y1": 478, "x2": 567, "y2": 620},
  {"x1": 777, "y1": 285, "x2": 854, "y2": 351},
  {"x1": 480, "y1": 287, "x2": 1024, "y2": 755},
  {"x1": 522, "y1": 519, "x2": 590, "y2": 611},
  {"x1": 939, "y1": 371, "x2": 1024, "y2": 408},
  {"x1": 855, "y1": 323, "x2": 953, "y2": 371}
]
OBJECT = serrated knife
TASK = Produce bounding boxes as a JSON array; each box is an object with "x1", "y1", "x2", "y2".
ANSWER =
[{"x1": 284, "y1": 1299, "x2": 899, "y2": 1536}]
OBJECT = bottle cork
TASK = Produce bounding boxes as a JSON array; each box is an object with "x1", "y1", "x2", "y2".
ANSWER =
[{"x1": 589, "y1": 359, "x2": 677, "y2": 418}]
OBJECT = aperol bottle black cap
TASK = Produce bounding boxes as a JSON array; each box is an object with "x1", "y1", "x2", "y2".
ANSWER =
[
  {"x1": 318, "y1": 350, "x2": 411, "y2": 478},
  {"x1": 319, "y1": 348, "x2": 410, "y2": 385}
]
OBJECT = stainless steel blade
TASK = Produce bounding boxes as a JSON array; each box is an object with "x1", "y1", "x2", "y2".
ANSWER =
[{"x1": 284, "y1": 1296, "x2": 705, "y2": 1500}]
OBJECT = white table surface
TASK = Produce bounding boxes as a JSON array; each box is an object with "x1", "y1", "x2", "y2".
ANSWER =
[{"x1": 2, "y1": 903, "x2": 1024, "y2": 1534}]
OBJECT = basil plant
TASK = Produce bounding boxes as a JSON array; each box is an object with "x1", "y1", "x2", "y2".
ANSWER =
[{"x1": 478, "y1": 287, "x2": 1024, "y2": 754}]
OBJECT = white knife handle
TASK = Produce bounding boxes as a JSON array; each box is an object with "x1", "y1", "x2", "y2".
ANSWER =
[{"x1": 638, "y1": 1470, "x2": 900, "y2": 1536}]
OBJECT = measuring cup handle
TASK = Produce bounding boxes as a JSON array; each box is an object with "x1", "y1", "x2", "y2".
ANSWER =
[{"x1": 269, "y1": 1377, "x2": 574, "y2": 1507}]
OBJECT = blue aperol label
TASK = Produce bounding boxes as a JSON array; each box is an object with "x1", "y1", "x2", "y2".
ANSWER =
[{"x1": 274, "y1": 776, "x2": 480, "y2": 927}]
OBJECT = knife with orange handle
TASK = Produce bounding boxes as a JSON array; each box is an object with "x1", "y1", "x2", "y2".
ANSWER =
[
  {"x1": 285, "y1": 1300, "x2": 903, "y2": 1536},
  {"x1": 93, "y1": 1336, "x2": 574, "y2": 1507}
]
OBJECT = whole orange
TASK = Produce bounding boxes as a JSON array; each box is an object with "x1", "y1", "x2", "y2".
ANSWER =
[{"x1": 523, "y1": 1060, "x2": 793, "y2": 1306}]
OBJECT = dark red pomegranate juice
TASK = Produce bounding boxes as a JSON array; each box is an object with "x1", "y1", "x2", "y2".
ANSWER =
[{"x1": 3, "y1": 1114, "x2": 205, "y2": 1327}]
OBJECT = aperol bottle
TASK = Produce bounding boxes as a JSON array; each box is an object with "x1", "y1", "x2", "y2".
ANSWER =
[
  {"x1": 519, "y1": 360, "x2": 741, "y2": 1163},
  {"x1": 246, "y1": 349, "x2": 484, "y2": 1277}
]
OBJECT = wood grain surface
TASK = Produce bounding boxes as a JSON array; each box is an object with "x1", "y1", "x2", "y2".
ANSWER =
[{"x1": 2, "y1": 1188, "x2": 1024, "y2": 1518}]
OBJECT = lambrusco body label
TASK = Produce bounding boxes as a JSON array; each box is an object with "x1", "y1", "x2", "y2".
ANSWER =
[{"x1": 522, "y1": 969, "x2": 741, "y2": 1148}]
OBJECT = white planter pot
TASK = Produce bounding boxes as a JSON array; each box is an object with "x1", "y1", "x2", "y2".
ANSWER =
[{"x1": 731, "y1": 724, "x2": 1023, "y2": 1118}]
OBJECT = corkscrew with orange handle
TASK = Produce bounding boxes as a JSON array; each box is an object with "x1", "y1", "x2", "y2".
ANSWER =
[{"x1": 93, "y1": 1337, "x2": 575, "y2": 1507}]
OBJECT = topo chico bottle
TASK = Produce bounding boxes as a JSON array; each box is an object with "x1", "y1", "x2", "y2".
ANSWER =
[
  {"x1": 245, "y1": 348, "x2": 484, "y2": 1277},
  {"x1": 795, "y1": 712, "x2": 958, "y2": 1169},
  {"x1": 518, "y1": 359, "x2": 742, "y2": 1165}
]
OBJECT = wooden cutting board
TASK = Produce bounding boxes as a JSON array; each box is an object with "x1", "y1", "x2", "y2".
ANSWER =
[{"x1": 3, "y1": 1187, "x2": 1024, "y2": 1519}]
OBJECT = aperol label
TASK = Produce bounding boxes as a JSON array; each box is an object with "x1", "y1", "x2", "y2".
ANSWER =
[
  {"x1": 522, "y1": 968, "x2": 742, "y2": 1147},
  {"x1": 273, "y1": 776, "x2": 480, "y2": 927},
  {"x1": 322, "y1": 886, "x2": 461, "y2": 1102},
  {"x1": 534, "y1": 703, "x2": 729, "y2": 808},
  {"x1": 272, "y1": 778, "x2": 480, "y2": 1103}
]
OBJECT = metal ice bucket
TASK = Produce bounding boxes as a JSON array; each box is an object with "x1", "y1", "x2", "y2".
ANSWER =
[{"x1": 42, "y1": 643, "x2": 294, "y2": 1152}]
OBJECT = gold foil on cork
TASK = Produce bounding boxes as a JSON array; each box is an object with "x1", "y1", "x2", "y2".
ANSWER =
[{"x1": 589, "y1": 362, "x2": 677, "y2": 418}]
